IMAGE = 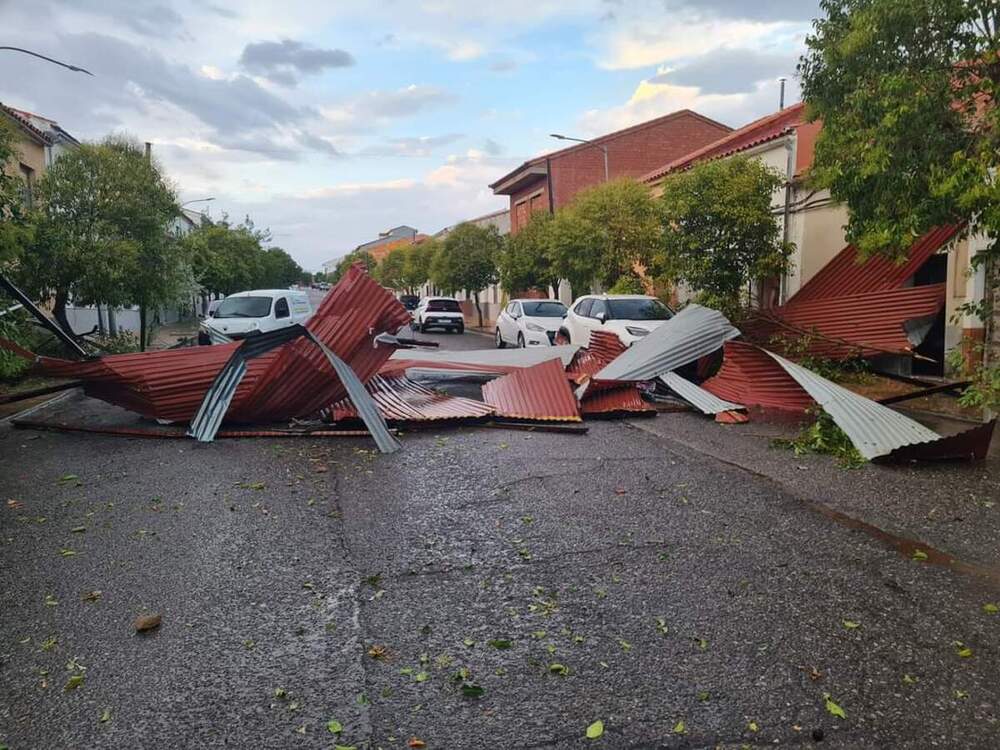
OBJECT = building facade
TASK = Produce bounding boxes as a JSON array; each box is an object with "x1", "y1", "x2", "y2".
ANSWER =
[{"x1": 490, "y1": 109, "x2": 732, "y2": 235}]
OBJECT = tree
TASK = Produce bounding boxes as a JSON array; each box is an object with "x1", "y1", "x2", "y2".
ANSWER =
[
  {"x1": 400, "y1": 241, "x2": 433, "y2": 293},
  {"x1": 18, "y1": 136, "x2": 179, "y2": 347},
  {"x1": 800, "y1": 0, "x2": 1000, "y2": 405},
  {"x1": 654, "y1": 156, "x2": 792, "y2": 317},
  {"x1": 546, "y1": 178, "x2": 660, "y2": 295},
  {"x1": 181, "y1": 217, "x2": 265, "y2": 297},
  {"x1": 376, "y1": 247, "x2": 407, "y2": 290},
  {"x1": 330, "y1": 250, "x2": 376, "y2": 284},
  {"x1": 497, "y1": 211, "x2": 558, "y2": 294},
  {"x1": 0, "y1": 119, "x2": 34, "y2": 269},
  {"x1": 430, "y1": 223, "x2": 502, "y2": 327},
  {"x1": 258, "y1": 246, "x2": 304, "y2": 288}
]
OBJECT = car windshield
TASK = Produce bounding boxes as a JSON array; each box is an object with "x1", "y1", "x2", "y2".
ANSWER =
[
  {"x1": 427, "y1": 299, "x2": 461, "y2": 312},
  {"x1": 213, "y1": 296, "x2": 272, "y2": 318},
  {"x1": 606, "y1": 298, "x2": 672, "y2": 321},
  {"x1": 521, "y1": 301, "x2": 567, "y2": 317}
]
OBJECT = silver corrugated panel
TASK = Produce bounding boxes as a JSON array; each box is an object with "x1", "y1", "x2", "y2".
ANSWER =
[
  {"x1": 389, "y1": 344, "x2": 579, "y2": 370},
  {"x1": 595, "y1": 304, "x2": 740, "y2": 382},
  {"x1": 305, "y1": 331, "x2": 400, "y2": 454},
  {"x1": 764, "y1": 350, "x2": 940, "y2": 460},
  {"x1": 659, "y1": 371, "x2": 745, "y2": 415},
  {"x1": 188, "y1": 358, "x2": 247, "y2": 441}
]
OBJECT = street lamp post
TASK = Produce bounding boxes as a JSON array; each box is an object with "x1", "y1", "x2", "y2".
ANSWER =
[
  {"x1": 181, "y1": 197, "x2": 215, "y2": 208},
  {"x1": 0, "y1": 47, "x2": 93, "y2": 75},
  {"x1": 550, "y1": 133, "x2": 609, "y2": 182}
]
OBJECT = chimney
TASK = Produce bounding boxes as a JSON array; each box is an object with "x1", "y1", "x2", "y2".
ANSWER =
[
  {"x1": 778, "y1": 77, "x2": 787, "y2": 110},
  {"x1": 144, "y1": 141, "x2": 152, "y2": 161}
]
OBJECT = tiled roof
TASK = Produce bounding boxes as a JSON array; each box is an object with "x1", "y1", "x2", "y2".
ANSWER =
[
  {"x1": 0, "y1": 103, "x2": 52, "y2": 145},
  {"x1": 641, "y1": 102, "x2": 809, "y2": 184}
]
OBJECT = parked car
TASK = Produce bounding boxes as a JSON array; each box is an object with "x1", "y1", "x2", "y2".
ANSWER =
[
  {"x1": 398, "y1": 294, "x2": 420, "y2": 312},
  {"x1": 558, "y1": 294, "x2": 673, "y2": 348},
  {"x1": 198, "y1": 289, "x2": 313, "y2": 344},
  {"x1": 495, "y1": 298, "x2": 567, "y2": 348},
  {"x1": 411, "y1": 297, "x2": 465, "y2": 334}
]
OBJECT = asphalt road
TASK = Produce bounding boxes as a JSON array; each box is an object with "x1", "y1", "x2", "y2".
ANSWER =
[{"x1": 2, "y1": 331, "x2": 999, "y2": 749}]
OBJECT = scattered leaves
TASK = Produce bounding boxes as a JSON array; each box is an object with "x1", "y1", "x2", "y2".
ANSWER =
[
  {"x1": 367, "y1": 644, "x2": 388, "y2": 660},
  {"x1": 955, "y1": 642, "x2": 973, "y2": 658},
  {"x1": 673, "y1": 720, "x2": 686, "y2": 735},
  {"x1": 82, "y1": 590, "x2": 102, "y2": 602},
  {"x1": 415, "y1": 671, "x2": 429, "y2": 683},
  {"x1": 618, "y1": 639, "x2": 632, "y2": 652},
  {"x1": 461, "y1": 683, "x2": 485, "y2": 698},
  {"x1": 842, "y1": 620, "x2": 860, "y2": 630},
  {"x1": 99, "y1": 708, "x2": 111, "y2": 723},
  {"x1": 59, "y1": 548, "x2": 77, "y2": 557},
  {"x1": 824, "y1": 693, "x2": 846, "y2": 719},
  {"x1": 549, "y1": 663, "x2": 569, "y2": 676},
  {"x1": 983, "y1": 603, "x2": 998, "y2": 615},
  {"x1": 586, "y1": 720, "x2": 604, "y2": 739},
  {"x1": 408, "y1": 738, "x2": 427, "y2": 749},
  {"x1": 64, "y1": 674, "x2": 84, "y2": 691},
  {"x1": 912, "y1": 549, "x2": 928, "y2": 561},
  {"x1": 747, "y1": 721, "x2": 759, "y2": 732},
  {"x1": 696, "y1": 691, "x2": 711, "y2": 702},
  {"x1": 326, "y1": 719, "x2": 343, "y2": 734},
  {"x1": 71, "y1": 526, "x2": 86, "y2": 533},
  {"x1": 488, "y1": 639, "x2": 512, "y2": 650}
]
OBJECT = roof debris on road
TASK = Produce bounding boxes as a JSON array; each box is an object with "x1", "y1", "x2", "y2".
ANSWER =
[{"x1": 4, "y1": 260, "x2": 992, "y2": 463}]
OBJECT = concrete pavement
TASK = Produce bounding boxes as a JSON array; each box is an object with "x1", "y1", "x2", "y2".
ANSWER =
[{"x1": 1, "y1": 330, "x2": 998, "y2": 749}]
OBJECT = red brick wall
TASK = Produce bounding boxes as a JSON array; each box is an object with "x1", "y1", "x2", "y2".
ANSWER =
[{"x1": 505, "y1": 113, "x2": 730, "y2": 233}]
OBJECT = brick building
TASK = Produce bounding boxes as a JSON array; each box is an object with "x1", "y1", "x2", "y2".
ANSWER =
[{"x1": 489, "y1": 109, "x2": 731, "y2": 234}]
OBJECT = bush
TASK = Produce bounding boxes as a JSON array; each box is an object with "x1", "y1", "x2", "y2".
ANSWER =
[
  {"x1": 772, "y1": 410, "x2": 865, "y2": 468},
  {"x1": 0, "y1": 309, "x2": 34, "y2": 381},
  {"x1": 607, "y1": 273, "x2": 646, "y2": 295}
]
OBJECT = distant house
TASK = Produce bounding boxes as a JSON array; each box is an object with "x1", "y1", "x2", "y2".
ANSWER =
[
  {"x1": 434, "y1": 208, "x2": 511, "y2": 240},
  {"x1": 322, "y1": 225, "x2": 430, "y2": 274},
  {"x1": 169, "y1": 207, "x2": 209, "y2": 239},
  {"x1": 1, "y1": 103, "x2": 64, "y2": 207},
  {"x1": 489, "y1": 109, "x2": 731, "y2": 235}
]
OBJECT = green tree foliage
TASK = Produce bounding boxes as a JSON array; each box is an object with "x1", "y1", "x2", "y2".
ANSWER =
[
  {"x1": 330, "y1": 250, "x2": 376, "y2": 284},
  {"x1": 430, "y1": 223, "x2": 503, "y2": 327},
  {"x1": 800, "y1": 0, "x2": 1000, "y2": 406},
  {"x1": 18, "y1": 136, "x2": 180, "y2": 347},
  {"x1": 376, "y1": 247, "x2": 407, "y2": 290},
  {"x1": 546, "y1": 178, "x2": 660, "y2": 294},
  {"x1": 0, "y1": 119, "x2": 35, "y2": 269},
  {"x1": 497, "y1": 211, "x2": 558, "y2": 294},
  {"x1": 400, "y1": 241, "x2": 433, "y2": 293},
  {"x1": 654, "y1": 156, "x2": 792, "y2": 317},
  {"x1": 259, "y1": 246, "x2": 305, "y2": 288}
]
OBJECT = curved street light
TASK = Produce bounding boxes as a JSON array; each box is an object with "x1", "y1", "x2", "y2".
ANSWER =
[
  {"x1": 550, "y1": 133, "x2": 609, "y2": 182},
  {"x1": 0, "y1": 46, "x2": 93, "y2": 75}
]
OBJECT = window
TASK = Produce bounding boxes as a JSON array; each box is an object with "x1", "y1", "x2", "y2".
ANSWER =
[
  {"x1": 274, "y1": 297, "x2": 290, "y2": 319},
  {"x1": 606, "y1": 298, "x2": 672, "y2": 321},
  {"x1": 574, "y1": 299, "x2": 593, "y2": 317},
  {"x1": 521, "y1": 301, "x2": 567, "y2": 318},
  {"x1": 427, "y1": 299, "x2": 461, "y2": 312},
  {"x1": 505, "y1": 302, "x2": 517, "y2": 315},
  {"x1": 589, "y1": 299, "x2": 607, "y2": 319},
  {"x1": 214, "y1": 296, "x2": 273, "y2": 318},
  {"x1": 19, "y1": 163, "x2": 34, "y2": 209}
]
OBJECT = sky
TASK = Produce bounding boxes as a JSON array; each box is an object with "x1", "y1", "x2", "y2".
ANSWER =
[{"x1": 0, "y1": 0, "x2": 821, "y2": 271}]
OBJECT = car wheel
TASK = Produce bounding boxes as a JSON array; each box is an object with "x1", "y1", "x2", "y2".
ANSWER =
[
  {"x1": 517, "y1": 332, "x2": 525, "y2": 348},
  {"x1": 495, "y1": 328, "x2": 505, "y2": 348},
  {"x1": 456, "y1": 324, "x2": 464, "y2": 335},
  {"x1": 419, "y1": 321, "x2": 428, "y2": 333}
]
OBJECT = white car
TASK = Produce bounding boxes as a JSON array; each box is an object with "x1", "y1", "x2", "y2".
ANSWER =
[
  {"x1": 558, "y1": 294, "x2": 674, "y2": 348},
  {"x1": 495, "y1": 298, "x2": 567, "y2": 348},
  {"x1": 199, "y1": 289, "x2": 312, "y2": 344},
  {"x1": 412, "y1": 297, "x2": 465, "y2": 334}
]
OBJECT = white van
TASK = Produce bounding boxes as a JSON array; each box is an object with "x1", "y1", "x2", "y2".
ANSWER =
[{"x1": 198, "y1": 289, "x2": 312, "y2": 344}]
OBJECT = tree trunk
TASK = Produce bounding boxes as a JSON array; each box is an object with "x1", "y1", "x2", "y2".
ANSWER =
[
  {"x1": 139, "y1": 304, "x2": 147, "y2": 351},
  {"x1": 96, "y1": 304, "x2": 106, "y2": 336},
  {"x1": 108, "y1": 307, "x2": 118, "y2": 336},
  {"x1": 52, "y1": 289, "x2": 76, "y2": 338},
  {"x1": 473, "y1": 290, "x2": 483, "y2": 329}
]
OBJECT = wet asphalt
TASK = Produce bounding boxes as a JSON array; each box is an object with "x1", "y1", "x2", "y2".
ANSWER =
[{"x1": 1, "y1": 330, "x2": 999, "y2": 749}]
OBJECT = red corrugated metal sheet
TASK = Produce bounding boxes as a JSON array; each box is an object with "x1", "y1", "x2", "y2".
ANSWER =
[
  {"x1": 482, "y1": 357, "x2": 582, "y2": 422},
  {"x1": 787, "y1": 225, "x2": 961, "y2": 304},
  {"x1": 580, "y1": 385, "x2": 655, "y2": 417},
  {"x1": 642, "y1": 103, "x2": 807, "y2": 183},
  {"x1": 566, "y1": 329, "x2": 627, "y2": 385},
  {"x1": 701, "y1": 342, "x2": 814, "y2": 417},
  {"x1": 24, "y1": 265, "x2": 411, "y2": 425},
  {"x1": 746, "y1": 284, "x2": 946, "y2": 358},
  {"x1": 327, "y1": 375, "x2": 495, "y2": 423}
]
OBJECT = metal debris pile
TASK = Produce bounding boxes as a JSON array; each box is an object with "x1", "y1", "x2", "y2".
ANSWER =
[{"x1": 1, "y1": 254, "x2": 993, "y2": 463}]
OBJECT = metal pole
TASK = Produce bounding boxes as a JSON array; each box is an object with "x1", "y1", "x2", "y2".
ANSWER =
[
  {"x1": 0, "y1": 274, "x2": 89, "y2": 358},
  {"x1": 602, "y1": 146, "x2": 609, "y2": 182},
  {"x1": 778, "y1": 77, "x2": 787, "y2": 110}
]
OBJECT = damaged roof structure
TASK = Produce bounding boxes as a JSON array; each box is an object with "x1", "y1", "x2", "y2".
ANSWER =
[{"x1": 1, "y1": 255, "x2": 993, "y2": 464}]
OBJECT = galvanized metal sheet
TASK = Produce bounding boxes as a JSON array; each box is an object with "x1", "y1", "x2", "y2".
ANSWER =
[
  {"x1": 482, "y1": 357, "x2": 581, "y2": 422},
  {"x1": 765, "y1": 350, "x2": 941, "y2": 460},
  {"x1": 594, "y1": 304, "x2": 740, "y2": 382},
  {"x1": 385, "y1": 344, "x2": 579, "y2": 376},
  {"x1": 659, "y1": 371, "x2": 745, "y2": 415},
  {"x1": 327, "y1": 375, "x2": 495, "y2": 423}
]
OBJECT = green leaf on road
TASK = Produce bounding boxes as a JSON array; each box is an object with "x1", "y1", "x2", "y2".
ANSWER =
[
  {"x1": 461, "y1": 684, "x2": 485, "y2": 698},
  {"x1": 334, "y1": 746, "x2": 357, "y2": 750},
  {"x1": 673, "y1": 720, "x2": 686, "y2": 734},
  {"x1": 59, "y1": 548, "x2": 77, "y2": 557},
  {"x1": 956, "y1": 644, "x2": 973, "y2": 658},
  {"x1": 65, "y1": 674, "x2": 84, "y2": 691},
  {"x1": 842, "y1": 620, "x2": 860, "y2": 629},
  {"x1": 824, "y1": 693, "x2": 846, "y2": 719},
  {"x1": 415, "y1": 671, "x2": 429, "y2": 682},
  {"x1": 912, "y1": 549, "x2": 928, "y2": 561},
  {"x1": 488, "y1": 639, "x2": 512, "y2": 650},
  {"x1": 327, "y1": 719, "x2": 343, "y2": 734},
  {"x1": 696, "y1": 691, "x2": 710, "y2": 702},
  {"x1": 549, "y1": 663, "x2": 569, "y2": 675},
  {"x1": 586, "y1": 720, "x2": 604, "y2": 739},
  {"x1": 748, "y1": 720, "x2": 759, "y2": 732},
  {"x1": 71, "y1": 526, "x2": 87, "y2": 533},
  {"x1": 59, "y1": 474, "x2": 79, "y2": 482},
  {"x1": 100, "y1": 708, "x2": 111, "y2": 723},
  {"x1": 618, "y1": 639, "x2": 631, "y2": 652},
  {"x1": 983, "y1": 603, "x2": 998, "y2": 614},
  {"x1": 463, "y1": 638, "x2": 475, "y2": 647}
]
